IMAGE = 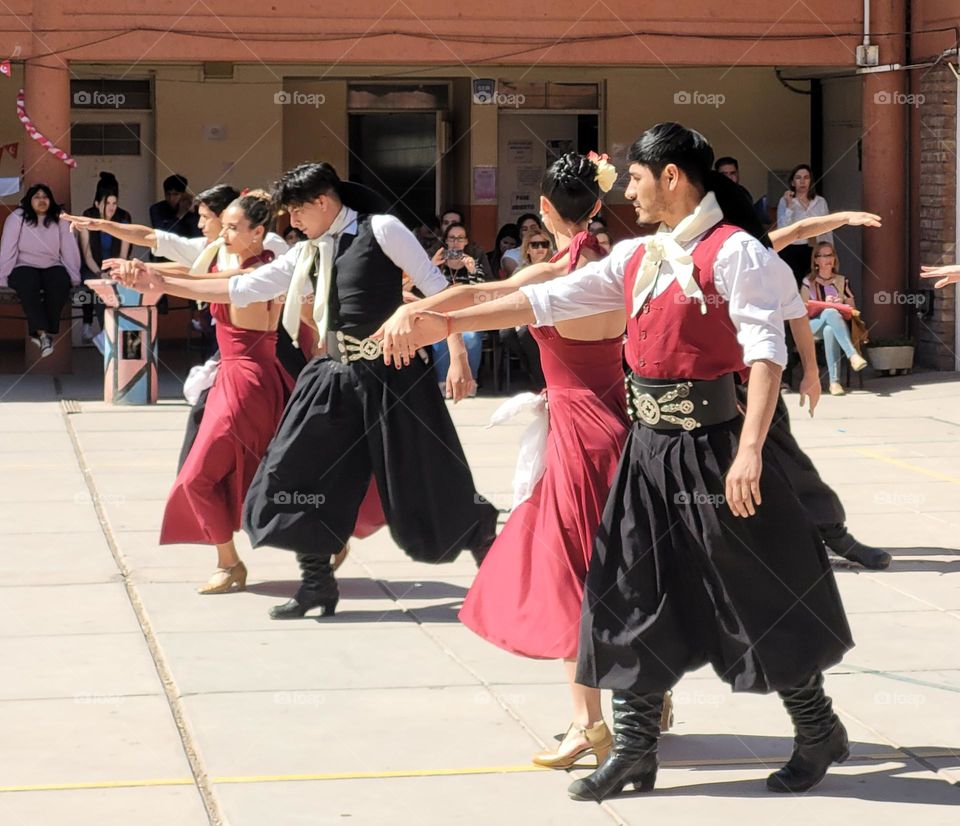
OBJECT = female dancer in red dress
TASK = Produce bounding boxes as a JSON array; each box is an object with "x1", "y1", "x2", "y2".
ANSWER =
[
  {"x1": 378, "y1": 152, "x2": 633, "y2": 768},
  {"x1": 111, "y1": 191, "x2": 293, "y2": 594}
]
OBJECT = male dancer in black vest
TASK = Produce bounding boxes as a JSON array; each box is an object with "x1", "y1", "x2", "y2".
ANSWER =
[
  {"x1": 389, "y1": 124, "x2": 854, "y2": 801},
  {"x1": 113, "y1": 163, "x2": 497, "y2": 618}
]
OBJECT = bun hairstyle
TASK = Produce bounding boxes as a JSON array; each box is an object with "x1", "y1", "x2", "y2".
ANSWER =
[
  {"x1": 95, "y1": 171, "x2": 119, "y2": 204},
  {"x1": 231, "y1": 188, "x2": 275, "y2": 232},
  {"x1": 541, "y1": 152, "x2": 601, "y2": 224}
]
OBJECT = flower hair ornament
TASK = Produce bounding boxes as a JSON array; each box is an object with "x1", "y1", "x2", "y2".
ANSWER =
[{"x1": 587, "y1": 151, "x2": 618, "y2": 193}]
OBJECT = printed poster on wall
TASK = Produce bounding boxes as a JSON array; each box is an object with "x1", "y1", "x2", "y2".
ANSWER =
[
  {"x1": 473, "y1": 165, "x2": 497, "y2": 201},
  {"x1": 507, "y1": 139, "x2": 533, "y2": 164}
]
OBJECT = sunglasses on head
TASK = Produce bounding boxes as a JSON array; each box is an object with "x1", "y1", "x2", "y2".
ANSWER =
[{"x1": 528, "y1": 241, "x2": 550, "y2": 249}]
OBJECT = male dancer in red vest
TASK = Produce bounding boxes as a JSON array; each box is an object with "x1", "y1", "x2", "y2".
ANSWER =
[{"x1": 387, "y1": 123, "x2": 854, "y2": 801}]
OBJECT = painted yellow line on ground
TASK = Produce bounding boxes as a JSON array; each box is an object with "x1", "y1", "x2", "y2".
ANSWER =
[
  {"x1": 853, "y1": 448, "x2": 960, "y2": 485},
  {"x1": 0, "y1": 778, "x2": 195, "y2": 793},
  {"x1": 6, "y1": 751, "x2": 947, "y2": 793}
]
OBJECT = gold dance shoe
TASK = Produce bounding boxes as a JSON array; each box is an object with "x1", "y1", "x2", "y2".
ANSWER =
[
  {"x1": 197, "y1": 561, "x2": 248, "y2": 595},
  {"x1": 661, "y1": 690, "x2": 675, "y2": 732},
  {"x1": 532, "y1": 720, "x2": 612, "y2": 769},
  {"x1": 829, "y1": 382, "x2": 846, "y2": 396}
]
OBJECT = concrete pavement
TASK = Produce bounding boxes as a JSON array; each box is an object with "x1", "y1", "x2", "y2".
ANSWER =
[{"x1": 1, "y1": 366, "x2": 959, "y2": 825}]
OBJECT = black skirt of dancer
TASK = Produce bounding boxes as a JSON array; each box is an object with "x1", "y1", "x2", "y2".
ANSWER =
[
  {"x1": 243, "y1": 351, "x2": 499, "y2": 563},
  {"x1": 763, "y1": 391, "x2": 846, "y2": 527},
  {"x1": 576, "y1": 415, "x2": 853, "y2": 695}
]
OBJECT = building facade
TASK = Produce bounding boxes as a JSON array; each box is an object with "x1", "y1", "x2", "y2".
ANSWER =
[{"x1": 0, "y1": 1, "x2": 957, "y2": 366}]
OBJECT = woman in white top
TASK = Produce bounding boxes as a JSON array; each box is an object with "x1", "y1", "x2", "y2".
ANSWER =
[{"x1": 777, "y1": 164, "x2": 831, "y2": 285}]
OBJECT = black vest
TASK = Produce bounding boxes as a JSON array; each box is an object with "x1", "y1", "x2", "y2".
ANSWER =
[{"x1": 326, "y1": 214, "x2": 404, "y2": 332}]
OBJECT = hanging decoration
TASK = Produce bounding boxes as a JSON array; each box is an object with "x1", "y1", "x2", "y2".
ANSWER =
[{"x1": 16, "y1": 89, "x2": 76, "y2": 168}]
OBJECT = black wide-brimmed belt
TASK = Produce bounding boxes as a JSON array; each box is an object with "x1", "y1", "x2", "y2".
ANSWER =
[
  {"x1": 626, "y1": 372, "x2": 739, "y2": 431},
  {"x1": 325, "y1": 327, "x2": 384, "y2": 365}
]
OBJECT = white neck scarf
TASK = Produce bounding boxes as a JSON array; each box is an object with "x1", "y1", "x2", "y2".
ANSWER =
[
  {"x1": 631, "y1": 191, "x2": 724, "y2": 317},
  {"x1": 281, "y1": 206, "x2": 354, "y2": 347},
  {"x1": 188, "y1": 237, "x2": 241, "y2": 276}
]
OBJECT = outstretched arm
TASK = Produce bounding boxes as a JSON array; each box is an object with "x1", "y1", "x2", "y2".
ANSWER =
[
  {"x1": 105, "y1": 259, "x2": 233, "y2": 303},
  {"x1": 770, "y1": 211, "x2": 881, "y2": 253},
  {"x1": 376, "y1": 259, "x2": 567, "y2": 360},
  {"x1": 63, "y1": 213, "x2": 157, "y2": 249}
]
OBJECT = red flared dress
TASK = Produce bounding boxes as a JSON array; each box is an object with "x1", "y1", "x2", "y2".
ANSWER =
[
  {"x1": 161, "y1": 252, "x2": 294, "y2": 545},
  {"x1": 459, "y1": 232, "x2": 629, "y2": 658}
]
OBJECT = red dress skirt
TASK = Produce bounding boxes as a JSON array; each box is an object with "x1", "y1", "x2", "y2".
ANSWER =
[
  {"x1": 459, "y1": 233, "x2": 629, "y2": 658},
  {"x1": 160, "y1": 301, "x2": 294, "y2": 545}
]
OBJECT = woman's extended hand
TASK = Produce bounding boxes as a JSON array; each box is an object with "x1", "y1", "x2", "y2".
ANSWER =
[{"x1": 921, "y1": 264, "x2": 960, "y2": 289}]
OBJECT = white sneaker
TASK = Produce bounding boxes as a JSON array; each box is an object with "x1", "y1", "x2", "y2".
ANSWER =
[
  {"x1": 92, "y1": 331, "x2": 106, "y2": 355},
  {"x1": 39, "y1": 333, "x2": 54, "y2": 358},
  {"x1": 82, "y1": 323, "x2": 96, "y2": 343},
  {"x1": 29, "y1": 334, "x2": 42, "y2": 350}
]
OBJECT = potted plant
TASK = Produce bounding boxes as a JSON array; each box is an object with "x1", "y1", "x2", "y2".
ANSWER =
[{"x1": 865, "y1": 336, "x2": 915, "y2": 375}]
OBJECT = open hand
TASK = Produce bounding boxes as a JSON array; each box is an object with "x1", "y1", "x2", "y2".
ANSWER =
[
  {"x1": 920, "y1": 264, "x2": 960, "y2": 289},
  {"x1": 844, "y1": 211, "x2": 882, "y2": 229},
  {"x1": 725, "y1": 447, "x2": 763, "y2": 517},
  {"x1": 798, "y1": 368, "x2": 821, "y2": 417}
]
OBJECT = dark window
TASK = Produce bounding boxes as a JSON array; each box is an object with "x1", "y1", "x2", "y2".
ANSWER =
[
  {"x1": 70, "y1": 122, "x2": 142, "y2": 156},
  {"x1": 70, "y1": 79, "x2": 152, "y2": 110}
]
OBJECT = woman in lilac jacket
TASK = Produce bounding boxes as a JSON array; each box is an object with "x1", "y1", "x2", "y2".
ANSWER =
[{"x1": 0, "y1": 184, "x2": 82, "y2": 357}]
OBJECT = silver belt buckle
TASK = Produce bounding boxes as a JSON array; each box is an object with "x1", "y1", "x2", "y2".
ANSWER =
[
  {"x1": 631, "y1": 381, "x2": 701, "y2": 430},
  {"x1": 336, "y1": 331, "x2": 384, "y2": 365}
]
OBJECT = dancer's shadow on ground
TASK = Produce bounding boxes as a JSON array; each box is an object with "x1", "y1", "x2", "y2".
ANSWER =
[
  {"x1": 247, "y1": 578, "x2": 468, "y2": 623},
  {"x1": 831, "y1": 547, "x2": 960, "y2": 575},
  {"x1": 637, "y1": 733, "x2": 960, "y2": 805}
]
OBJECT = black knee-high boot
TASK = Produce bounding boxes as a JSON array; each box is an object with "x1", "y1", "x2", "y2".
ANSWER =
[
  {"x1": 768, "y1": 671, "x2": 849, "y2": 792},
  {"x1": 269, "y1": 553, "x2": 339, "y2": 620},
  {"x1": 568, "y1": 691, "x2": 661, "y2": 801}
]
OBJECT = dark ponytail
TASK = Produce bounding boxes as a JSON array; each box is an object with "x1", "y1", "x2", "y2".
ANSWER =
[{"x1": 706, "y1": 171, "x2": 770, "y2": 247}]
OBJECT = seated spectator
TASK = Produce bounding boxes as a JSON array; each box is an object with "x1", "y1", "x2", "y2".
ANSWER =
[
  {"x1": 591, "y1": 228, "x2": 612, "y2": 254},
  {"x1": 429, "y1": 208, "x2": 491, "y2": 276},
  {"x1": 587, "y1": 214, "x2": 608, "y2": 235},
  {"x1": 801, "y1": 242, "x2": 868, "y2": 396},
  {"x1": 414, "y1": 216, "x2": 440, "y2": 251},
  {"x1": 78, "y1": 171, "x2": 131, "y2": 351},
  {"x1": 777, "y1": 164, "x2": 831, "y2": 285},
  {"x1": 0, "y1": 183, "x2": 82, "y2": 358},
  {"x1": 498, "y1": 229, "x2": 555, "y2": 390},
  {"x1": 283, "y1": 225, "x2": 306, "y2": 246},
  {"x1": 488, "y1": 222, "x2": 520, "y2": 279},
  {"x1": 429, "y1": 222, "x2": 485, "y2": 396},
  {"x1": 149, "y1": 173, "x2": 200, "y2": 243},
  {"x1": 500, "y1": 212, "x2": 543, "y2": 277}
]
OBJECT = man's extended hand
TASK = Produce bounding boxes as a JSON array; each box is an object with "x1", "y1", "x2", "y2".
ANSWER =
[{"x1": 375, "y1": 310, "x2": 450, "y2": 367}]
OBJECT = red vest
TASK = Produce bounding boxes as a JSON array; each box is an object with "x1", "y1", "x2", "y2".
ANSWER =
[{"x1": 623, "y1": 222, "x2": 747, "y2": 380}]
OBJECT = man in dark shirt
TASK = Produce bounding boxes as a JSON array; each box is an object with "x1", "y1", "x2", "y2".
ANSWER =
[{"x1": 149, "y1": 174, "x2": 201, "y2": 239}]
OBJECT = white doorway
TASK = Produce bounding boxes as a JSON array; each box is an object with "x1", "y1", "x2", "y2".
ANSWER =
[{"x1": 69, "y1": 111, "x2": 155, "y2": 230}]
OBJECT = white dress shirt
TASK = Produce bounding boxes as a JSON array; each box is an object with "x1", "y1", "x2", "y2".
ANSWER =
[
  {"x1": 227, "y1": 209, "x2": 448, "y2": 308},
  {"x1": 520, "y1": 228, "x2": 803, "y2": 368},
  {"x1": 776, "y1": 194, "x2": 833, "y2": 245},
  {"x1": 154, "y1": 230, "x2": 289, "y2": 269}
]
